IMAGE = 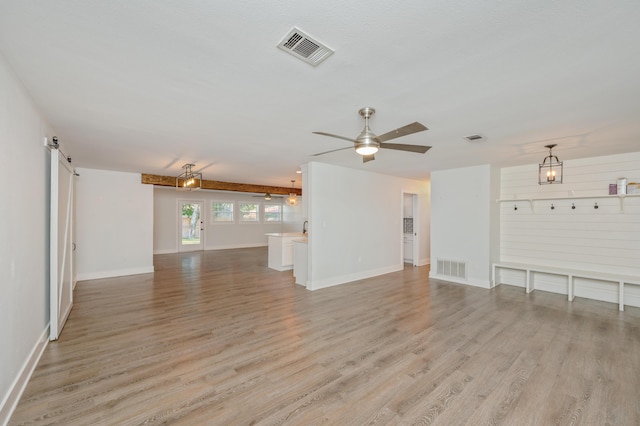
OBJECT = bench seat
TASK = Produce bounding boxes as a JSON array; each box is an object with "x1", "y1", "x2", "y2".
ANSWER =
[{"x1": 492, "y1": 261, "x2": 640, "y2": 311}]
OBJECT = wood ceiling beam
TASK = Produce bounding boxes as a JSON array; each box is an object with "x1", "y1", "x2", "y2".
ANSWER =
[{"x1": 141, "y1": 174, "x2": 302, "y2": 196}]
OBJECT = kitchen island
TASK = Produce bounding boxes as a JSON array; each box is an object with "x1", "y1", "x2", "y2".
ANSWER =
[{"x1": 265, "y1": 232, "x2": 306, "y2": 271}]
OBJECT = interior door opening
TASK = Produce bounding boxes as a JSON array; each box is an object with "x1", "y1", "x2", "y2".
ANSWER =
[{"x1": 402, "y1": 192, "x2": 419, "y2": 267}]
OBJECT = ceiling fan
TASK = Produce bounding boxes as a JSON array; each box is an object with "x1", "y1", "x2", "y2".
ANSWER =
[
  {"x1": 312, "y1": 107, "x2": 431, "y2": 163},
  {"x1": 253, "y1": 193, "x2": 283, "y2": 201}
]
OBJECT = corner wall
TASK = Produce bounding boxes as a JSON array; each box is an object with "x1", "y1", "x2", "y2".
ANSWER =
[
  {"x1": 75, "y1": 168, "x2": 154, "y2": 280},
  {"x1": 306, "y1": 162, "x2": 429, "y2": 290},
  {"x1": 430, "y1": 164, "x2": 499, "y2": 288},
  {"x1": 0, "y1": 53, "x2": 52, "y2": 424}
]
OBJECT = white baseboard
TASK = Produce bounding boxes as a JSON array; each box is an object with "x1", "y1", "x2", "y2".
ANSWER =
[
  {"x1": 76, "y1": 266, "x2": 155, "y2": 281},
  {"x1": 154, "y1": 244, "x2": 267, "y2": 255},
  {"x1": 307, "y1": 264, "x2": 403, "y2": 291},
  {"x1": 429, "y1": 272, "x2": 491, "y2": 289},
  {"x1": 418, "y1": 258, "x2": 431, "y2": 267},
  {"x1": 206, "y1": 243, "x2": 267, "y2": 250},
  {"x1": 0, "y1": 326, "x2": 49, "y2": 426},
  {"x1": 153, "y1": 249, "x2": 176, "y2": 254}
]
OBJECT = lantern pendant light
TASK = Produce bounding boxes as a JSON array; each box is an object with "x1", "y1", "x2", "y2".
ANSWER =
[{"x1": 538, "y1": 144, "x2": 563, "y2": 185}]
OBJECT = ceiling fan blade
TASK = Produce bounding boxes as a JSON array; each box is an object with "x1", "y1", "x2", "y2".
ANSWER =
[
  {"x1": 379, "y1": 142, "x2": 431, "y2": 154},
  {"x1": 363, "y1": 154, "x2": 375, "y2": 163},
  {"x1": 312, "y1": 146, "x2": 353, "y2": 156},
  {"x1": 312, "y1": 131, "x2": 357, "y2": 143},
  {"x1": 376, "y1": 122, "x2": 428, "y2": 143}
]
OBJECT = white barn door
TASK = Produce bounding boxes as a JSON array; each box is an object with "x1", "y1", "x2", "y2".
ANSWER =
[{"x1": 50, "y1": 148, "x2": 75, "y2": 341}]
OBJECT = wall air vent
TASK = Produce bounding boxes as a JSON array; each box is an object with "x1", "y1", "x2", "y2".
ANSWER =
[
  {"x1": 277, "y1": 27, "x2": 334, "y2": 66},
  {"x1": 436, "y1": 259, "x2": 467, "y2": 280},
  {"x1": 464, "y1": 134, "x2": 486, "y2": 142}
]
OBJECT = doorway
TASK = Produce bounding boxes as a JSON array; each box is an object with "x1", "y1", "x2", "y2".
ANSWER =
[
  {"x1": 179, "y1": 200, "x2": 204, "y2": 251},
  {"x1": 402, "y1": 193, "x2": 419, "y2": 266}
]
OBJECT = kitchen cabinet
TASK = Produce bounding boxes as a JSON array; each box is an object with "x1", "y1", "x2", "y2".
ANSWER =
[{"x1": 266, "y1": 233, "x2": 304, "y2": 271}]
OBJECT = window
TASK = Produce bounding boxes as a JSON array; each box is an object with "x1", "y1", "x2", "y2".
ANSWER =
[
  {"x1": 264, "y1": 204, "x2": 282, "y2": 222},
  {"x1": 211, "y1": 201, "x2": 234, "y2": 222},
  {"x1": 239, "y1": 202, "x2": 259, "y2": 222}
]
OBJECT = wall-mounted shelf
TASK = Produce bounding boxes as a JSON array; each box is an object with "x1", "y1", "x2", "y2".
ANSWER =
[{"x1": 497, "y1": 194, "x2": 640, "y2": 213}]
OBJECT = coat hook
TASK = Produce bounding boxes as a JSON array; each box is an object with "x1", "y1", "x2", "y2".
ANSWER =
[
  {"x1": 571, "y1": 203, "x2": 576, "y2": 210},
  {"x1": 594, "y1": 202, "x2": 599, "y2": 209},
  {"x1": 514, "y1": 204, "x2": 518, "y2": 211},
  {"x1": 551, "y1": 203, "x2": 555, "y2": 210}
]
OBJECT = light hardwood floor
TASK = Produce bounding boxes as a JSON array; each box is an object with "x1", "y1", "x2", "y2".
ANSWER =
[{"x1": 10, "y1": 248, "x2": 640, "y2": 425}]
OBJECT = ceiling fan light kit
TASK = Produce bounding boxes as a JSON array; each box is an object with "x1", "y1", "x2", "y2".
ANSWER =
[
  {"x1": 355, "y1": 145, "x2": 379, "y2": 155},
  {"x1": 312, "y1": 107, "x2": 431, "y2": 163},
  {"x1": 253, "y1": 192, "x2": 284, "y2": 200}
]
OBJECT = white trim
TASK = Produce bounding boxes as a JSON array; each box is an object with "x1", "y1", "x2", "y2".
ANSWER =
[
  {"x1": 307, "y1": 264, "x2": 403, "y2": 291},
  {"x1": 76, "y1": 266, "x2": 154, "y2": 281},
  {"x1": 429, "y1": 272, "x2": 491, "y2": 289},
  {"x1": 0, "y1": 327, "x2": 49, "y2": 426},
  {"x1": 154, "y1": 244, "x2": 268, "y2": 255},
  {"x1": 153, "y1": 249, "x2": 178, "y2": 255},
  {"x1": 206, "y1": 243, "x2": 268, "y2": 250}
]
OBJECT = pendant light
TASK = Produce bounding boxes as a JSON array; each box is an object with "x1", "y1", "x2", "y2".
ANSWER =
[
  {"x1": 176, "y1": 163, "x2": 202, "y2": 191},
  {"x1": 538, "y1": 144, "x2": 563, "y2": 185},
  {"x1": 286, "y1": 180, "x2": 298, "y2": 206}
]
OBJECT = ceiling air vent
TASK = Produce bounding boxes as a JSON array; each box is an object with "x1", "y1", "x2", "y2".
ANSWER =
[
  {"x1": 464, "y1": 134, "x2": 486, "y2": 142},
  {"x1": 277, "y1": 27, "x2": 334, "y2": 66}
]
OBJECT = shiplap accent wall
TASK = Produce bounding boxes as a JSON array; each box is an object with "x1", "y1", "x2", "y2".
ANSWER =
[{"x1": 499, "y1": 152, "x2": 640, "y2": 307}]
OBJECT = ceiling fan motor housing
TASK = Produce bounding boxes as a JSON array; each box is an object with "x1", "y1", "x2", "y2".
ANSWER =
[{"x1": 355, "y1": 107, "x2": 380, "y2": 155}]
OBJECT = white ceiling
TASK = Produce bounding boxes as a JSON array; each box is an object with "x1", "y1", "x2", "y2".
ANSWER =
[{"x1": 1, "y1": 1, "x2": 639, "y2": 188}]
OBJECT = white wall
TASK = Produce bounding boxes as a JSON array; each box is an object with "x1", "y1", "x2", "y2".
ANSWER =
[
  {"x1": 305, "y1": 162, "x2": 429, "y2": 290},
  {"x1": 75, "y1": 168, "x2": 154, "y2": 280},
  {"x1": 499, "y1": 152, "x2": 640, "y2": 306},
  {"x1": 430, "y1": 164, "x2": 499, "y2": 288},
  {"x1": 153, "y1": 187, "x2": 303, "y2": 253},
  {"x1": 0, "y1": 53, "x2": 52, "y2": 424}
]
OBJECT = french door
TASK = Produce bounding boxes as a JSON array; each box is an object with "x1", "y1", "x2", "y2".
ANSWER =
[
  {"x1": 179, "y1": 201, "x2": 204, "y2": 251},
  {"x1": 50, "y1": 149, "x2": 75, "y2": 340}
]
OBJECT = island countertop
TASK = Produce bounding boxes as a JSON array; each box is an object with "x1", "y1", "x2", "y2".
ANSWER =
[{"x1": 265, "y1": 232, "x2": 306, "y2": 237}]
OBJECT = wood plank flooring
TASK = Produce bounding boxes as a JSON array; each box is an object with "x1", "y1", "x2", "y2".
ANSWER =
[{"x1": 10, "y1": 248, "x2": 640, "y2": 425}]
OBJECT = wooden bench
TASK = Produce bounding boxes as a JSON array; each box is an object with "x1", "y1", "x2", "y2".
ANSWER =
[{"x1": 492, "y1": 261, "x2": 640, "y2": 311}]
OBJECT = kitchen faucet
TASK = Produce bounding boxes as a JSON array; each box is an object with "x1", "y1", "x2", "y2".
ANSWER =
[{"x1": 303, "y1": 220, "x2": 308, "y2": 234}]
